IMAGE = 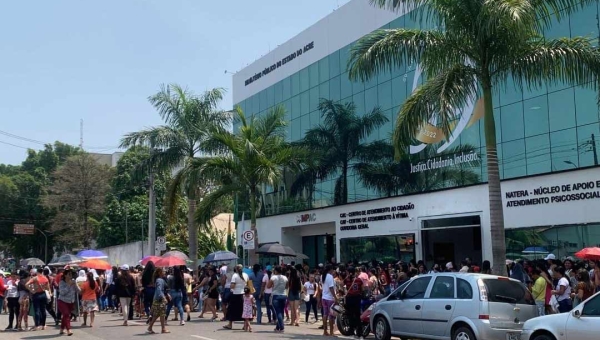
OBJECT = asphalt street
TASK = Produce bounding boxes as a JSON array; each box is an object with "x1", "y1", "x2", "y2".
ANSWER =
[{"x1": 0, "y1": 311, "x2": 360, "y2": 340}]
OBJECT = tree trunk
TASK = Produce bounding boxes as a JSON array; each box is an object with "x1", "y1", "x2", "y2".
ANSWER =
[
  {"x1": 342, "y1": 162, "x2": 348, "y2": 204},
  {"x1": 248, "y1": 186, "x2": 258, "y2": 264},
  {"x1": 188, "y1": 196, "x2": 198, "y2": 267},
  {"x1": 483, "y1": 83, "x2": 507, "y2": 276}
]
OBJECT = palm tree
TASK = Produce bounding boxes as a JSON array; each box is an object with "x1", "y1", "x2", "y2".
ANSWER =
[
  {"x1": 300, "y1": 99, "x2": 388, "y2": 205},
  {"x1": 355, "y1": 141, "x2": 480, "y2": 197},
  {"x1": 348, "y1": 0, "x2": 600, "y2": 275},
  {"x1": 120, "y1": 84, "x2": 229, "y2": 265},
  {"x1": 173, "y1": 105, "x2": 303, "y2": 264}
]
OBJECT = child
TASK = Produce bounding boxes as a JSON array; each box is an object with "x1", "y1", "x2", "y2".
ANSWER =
[{"x1": 241, "y1": 287, "x2": 255, "y2": 332}]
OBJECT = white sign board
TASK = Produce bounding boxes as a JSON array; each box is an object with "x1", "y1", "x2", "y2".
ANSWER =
[
  {"x1": 157, "y1": 236, "x2": 167, "y2": 251},
  {"x1": 242, "y1": 230, "x2": 255, "y2": 250}
]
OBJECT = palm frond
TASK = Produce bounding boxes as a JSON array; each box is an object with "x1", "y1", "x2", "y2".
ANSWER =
[
  {"x1": 195, "y1": 183, "x2": 243, "y2": 228},
  {"x1": 393, "y1": 63, "x2": 479, "y2": 156}
]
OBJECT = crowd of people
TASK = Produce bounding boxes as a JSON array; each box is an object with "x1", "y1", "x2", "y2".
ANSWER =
[{"x1": 1, "y1": 255, "x2": 599, "y2": 338}]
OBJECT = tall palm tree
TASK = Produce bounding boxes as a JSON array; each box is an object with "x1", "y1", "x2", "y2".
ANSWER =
[
  {"x1": 355, "y1": 141, "x2": 480, "y2": 197},
  {"x1": 120, "y1": 84, "x2": 229, "y2": 264},
  {"x1": 173, "y1": 105, "x2": 303, "y2": 264},
  {"x1": 348, "y1": 0, "x2": 600, "y2": 275},
  {"x1": 301, "y1": 99, "x2": 388, "y2": 205}
]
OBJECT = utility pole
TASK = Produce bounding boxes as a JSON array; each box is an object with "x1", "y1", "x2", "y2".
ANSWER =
[
  {"x1": 124, "y1": 203, "x2": 128, "y2": 244},
  {"x1": 141, "y1": 220, "x2": 144, "y2": 257},
  {"x1": 148, "y1": 171, "x2": 156, "y2": 255}
]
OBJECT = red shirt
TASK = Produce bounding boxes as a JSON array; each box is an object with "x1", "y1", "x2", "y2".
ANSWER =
[{"x1": 346, "y1": 276, "x2": 364, "y2": 297}]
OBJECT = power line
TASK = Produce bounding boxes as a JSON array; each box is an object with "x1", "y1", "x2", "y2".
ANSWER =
[
  {"x1": 0, "y1": 129, "x2": 120, "y2": 150},
  {"x1": 0, "y1": 140, "x2": 30, "y2": 149}
]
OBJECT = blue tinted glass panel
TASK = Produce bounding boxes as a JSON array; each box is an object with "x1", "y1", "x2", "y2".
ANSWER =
[
  {"x1": 378, "y1": 80, "x2": 392, "y2": 110},
  {"x1": 301, "y1": 113, "x2": 310, "y2": 137},
  {"x1": 500, "y1": 75, "x2": 523, "y2": 106},
  {"x1": 309, "y1": 87, "x2": 319, "y2": 113},
  {"x1": 523, "y1": 95, "x2": 549, "y2": 137},
  {"x1": 526, "y1": 134, "x2": 551, "y2": 175},
  {"x1": 339, "y1": 45, "x2": 350, "y2": 73},
  {"x1": 460, "y1": 120, "x2": 481, "y2": 149},
  {"x1": 291, "y1": 118, "x2": 301, "y2": 141},
  {"x1": 365, "y1": 86, "x2": 378, "y2": 114},
  {"x1": 309, "y1": 109, "x2": 321, "y2": 129},
  {"x1": 501, "y1": 102, "x2": 524, "y2": 142},
  {"x1": 377, "y1": 66, "x2": 392, "y2": 85},
  {"x1": 330, "y1": 75, "x2": 341, "y2": 102},
  {"x1": 548, "y1": 88, "x2": 576, "y2": 132},
  {"x1": 309, "y1": 62, "x2": 319, "y2": 89},
  {"x1": 300, "y1": 91, "x2": 310, "y2": 117},
  {"x1": 522, "y1": 77, "x2": 547, "y2": 100},
  {"x1": 503, "y1": 139, "x2": 526, "y2": 178},
  {"x1": 570, "y1": 2, "x2": 598, "y2": 38},
  {"x1": 575, "y1": 85, "x2": 599, "y2": 126},
  {"x1": 300, "y1": 67, "x2": 309, "y2": 93},
  {"x1": 291, "y1": 95, "x2": 301, "y2": 120},
  {"x1": 545, "y1": 11, "x2": 570, "y2": 39},
  {"x1": 252, "y1": 94, "x2": 260, "y2": 115},
  {"x1": 329, "y1": 50, "x2": 341, "y2": 78},
  {"x1": 259, "y1": 90, "x2": 267, "y2": 111},
  {"x1": 319, "y1": 58, "x2": 330, "y2": 83},
  {"x1": 291, "y1": 73, "x2": 300, "y2": 96},
  {"x1": 379, "y1": 108, "x2": 394, "y2": 141},
  {"x1": 319, "y1": 81, "x2": 330, "y2": 101},
  {"x1": 481, "y1": 108, "x2": 502, "y2": 146},
  {"x1": 353, "y1": 92, "x2": 365, "y2": 115},
  {"x1": 274, "y1": 81, "x2": 283, "y2": 104},
  {"x1": 352, "y1": 77, "x2": 365, "y2": 95},
  {"x1": 341, "y1": 72, "x2": 353, "y2": 100},
  {"x1": 282, "y1": 77, "x2": 291, "y2": 100},
  {"x1": 391, "y1": 76, "x2": 407, "y2": 108},
  {"x1": 577, "y1": 123, "x2": 600, "y2": 167},
  {"x1": 551, "y1": 128, "x2": 578, "y2": 171},
  {"x1": 267, "y1": 86, "x2": 275, "y2": 108},
  {"x1": 282, "y1": 99, "x2": 292, "y2": 123}
]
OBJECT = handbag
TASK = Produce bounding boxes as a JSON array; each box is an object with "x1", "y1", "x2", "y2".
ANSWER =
[
  {"x1": 246, "y1": 277, "x2": 256, "y2": 294},
  {"x1": 45, "y1": 290, "x2": 52, "y2": 301}
]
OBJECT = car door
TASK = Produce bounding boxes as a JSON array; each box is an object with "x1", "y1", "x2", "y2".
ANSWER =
[
  {"x1": 566, "y1": 293, "x2": 600, "y2": 340},
  {"x1": 421, "y1": 276, "x2": 456, "y2": 337},
  {"x1": 391, "y1": 276, "x2": 432, "y2": 337}
]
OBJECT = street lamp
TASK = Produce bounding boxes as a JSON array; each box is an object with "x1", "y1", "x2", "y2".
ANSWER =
[{"x1": 563, "y1": 160, "x2": 577, "y2": 169}]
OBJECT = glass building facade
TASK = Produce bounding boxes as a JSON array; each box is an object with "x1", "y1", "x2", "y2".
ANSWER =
[{"x1": 234, "y1": 2, "x2": 600, "y2": 225}]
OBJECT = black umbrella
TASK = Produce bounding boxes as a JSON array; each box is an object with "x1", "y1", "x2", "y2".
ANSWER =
[
  {"x1": 202, "y1": 251, "x2": 239, "y2": 263},
  {"x1": 49, "y1": 254, "x2": 84, "y2": 266},
  {"x1": 256, "y1": 244, "x2": 296, "y2": 257},
  {"x1": 21, "y1": 257, "x2": 45, "y2": 266},
  {"x1": 283, "y1": 253, "x2": 309, "y2": 260}
]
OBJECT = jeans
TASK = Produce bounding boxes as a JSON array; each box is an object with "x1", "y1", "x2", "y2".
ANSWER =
[
  {"x1": 143, "y1": 287, "x2": 155, "y2": 317},
  {"x1": 305, "y1": 294, "x2": 318, "y2": 322},
  {"x1": 166, "y1": 291, "x2": 183, "y2": 321},
  {"x1": 32, "y1": 293, "x2": 48, "y2": 327},
  {"x1": 346, "y1": 295, "x2": 362, "y2": 336},
  {"x1": 7, "y1": 297, "x2": 19, "y2": 328},
  {"x1": 100, "y1": 294, "x2": 108, "y2": 310},
  {"x1": 253, "y1": 292, "x2": 263, "y2": 324},
  {"x1": 272, "y1": 295, "x2": 287, "y2": 331},
  {"x1": 0, "y1": 296, "x2": 3, "y2": 314},
  {"x1": 535, "y1": 301, "x2": 545, "y2": 316},
  {"x1": 263, "y1": 293, "x2": 273, "y2": 322},
  {"x1": 46, "y1": 297, "x2": 57, "y2": 322}
]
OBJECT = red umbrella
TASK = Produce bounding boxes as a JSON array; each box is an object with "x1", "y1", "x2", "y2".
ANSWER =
[
  {"x1": 140, "y1": 256, "x2": 161, "y2": 266},
  {"x1": 78, "y1": 259, "x2": 112, "y2": 270},
  {"x1": 155, "y1": 256, "x2": 186, "y2": 267},
  {"x1": 575, "y1": 247, "x2": 600, "y2": 260}
]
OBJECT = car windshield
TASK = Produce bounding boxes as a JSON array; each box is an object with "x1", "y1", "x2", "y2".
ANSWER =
[{"x1": 483, "y1": 279, "x2": 534, "y2": 305}]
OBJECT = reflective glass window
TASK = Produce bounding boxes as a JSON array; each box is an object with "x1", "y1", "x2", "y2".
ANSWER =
[
  {"x1": 339, "y1": 45, "x2": 350, "y2": 73},
  {"x1": 282, "y1": 77, "x2": 292, "y2": 101},
  {"x1": 548, "y1": 88, "x2": 576, "y2": 132},
  {"x1": 309, "y1": 62, "x2": 319, "y2": 89},
  {"x1": 526, "y1": 134, "x2": 551, "y2": 175},
  {"x1": 460, "y1": 120, "x2": 481, "y2": 149},
  {"x1": 353, "y1": 92, "x2": 365, "y2": 115},
  {"x1": 301, "y1": 113, "x2": 310, "y2": 138},
  {"x1": 291, "y1": 73, "x2": 300, "y2": 96},
  {"x1": 329, "y1": 50, "x2": 341, "y2": 78},
  {"x1": 480, "y1": 108, "x2": 502, "y2": 146},
  {"x1": 300, "y1": 91, "x2": 310, "y2": 117},
  {"x1": 341, "y1": 72, "x2": 353, "y2": 100},
  {"x1": 378, "y1": 67, "x2": 392, "y2": 85},
  {"x1": 291, "y1": 118, "x2": 301, "y2": 141},
  {"x1": 545, "y1": 11, "x2": 571, "y2": 40},
  {"x1": 481, "y1": 143, "x2": 504, "y2": 182},
  {"x1": 575, "y1": 86, "x2": 599, "y2": 126},
  {"x1": 251, "y1": 94, "x2": 260, "y2": 115},
  {"x1": 309, "y1": 110, "x2": 321, "y2": 129},
  {"x1": 319, "y1": 58, "x2": 330, "y2": 83},
  {"x1": 319, "y1": 81, "x2": 330, "y2": 102},
  {"x1": 577, "y1": 123, "x2": 600, "y2": 167},
  {"x1": 365, "y1": 86, "x2": 378, "y2": 114},
  {"x1": 352, "y1": 77, "x2": 365, "y2": 95},
  {"x1": 340, "y1": 234, "x2": 415, "y2": 264},
  {"x1": 503, "y1": 139, "x2": 526, "y2": 178},
  {"x1": 522, "y1": 78, "x2": 547, "y2": 100},
  {"x1": 309, "y1": 87, "x2": 320, "y2": 113},
  {"x1": 259, "y1": 90, "x2": 267, "y2": 112},
  {"x1": 570, "y1": 2, "x2": 599, "y2": 39},
  {"x1": 501, "y1": 102, "x2": 525, "y2": 142},
  {"x1": 392, "y1": 76, "x2": 407, "y2": 108},
  {"x1": 300, "y1": 67, "x2": 309, "y2": 93},
  {"x1": 429, "y1": 276, "x2": 455, "y2": 299},
  {"x1": 523, "y1": 95, "x2": 549, "y2": 137},
  {"x1": 500, "y1": 75, "x2": 523, "y2": 106},
  {"x1": 378, "y1": 80, "x2": 392, "y2": 110},
  {"x1": 330, "y1": 75, "x2": 341, "y2": 102},
  {"x1": 274, "y1": 81, "x2": 283, "y2": 104},
  {"x1": 291, "y1": 95, "x2": 301, "y2": 120},
  {"x1": 267, "y1": 86, "x2": 275, "y2": 109},
  {"x1": 550, "y1": 128, "x2": 578, "y2": 171}
]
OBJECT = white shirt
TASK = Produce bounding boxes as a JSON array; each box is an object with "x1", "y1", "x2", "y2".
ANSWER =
[
  {"x1": 231, "y1": 272, "x2": 248, "y2": 295},
  {"x1": 321, "y1": 273, "x2": 335, "y2": 301},
  {"x1": 262, "y1": 274, "x2": 272, "y2": 294},
  {"x1": 304, "y1": 281, "x2": 317, "y2": 295},
  {"x1": 6, "y1": 279, "x2": 19, "y2": 298},
  {"x1": 270, "y1": 274, "x2": 288, "y2": 296},
  {"x1": 556, "y1": 277, "x2": 572, "y2": 302},
  {"x1": 105, "y1": 270, "x2": 113, "y2": 285}
]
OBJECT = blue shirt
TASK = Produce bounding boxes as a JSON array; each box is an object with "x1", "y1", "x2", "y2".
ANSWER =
[
  {"x1": 154, "y1": 278, "x2": 166, "y2": 301},
  {"x1": 249, "y1": 271, "x2": 264, "y2": 293}
]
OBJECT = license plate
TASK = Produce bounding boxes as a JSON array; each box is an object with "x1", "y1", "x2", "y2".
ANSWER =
[{"x1": 506, "y1": 333, "x2": 521, "y2": 340}]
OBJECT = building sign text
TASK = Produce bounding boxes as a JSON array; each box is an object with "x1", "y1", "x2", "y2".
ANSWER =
[
  {"x1": 244, "y1": 41, "x2": 315, "y2": 86},
  {"x1": 505, "y1": 180, "x2": 600, "y2": 208},
  {"x1": 339, "y1": 203, "x2": 414, "y2": 231}
]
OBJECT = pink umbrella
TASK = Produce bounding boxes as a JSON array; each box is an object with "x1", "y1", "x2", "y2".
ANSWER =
[{"x1": 155, "y1": 256, "x2": 186, "y2": 267}]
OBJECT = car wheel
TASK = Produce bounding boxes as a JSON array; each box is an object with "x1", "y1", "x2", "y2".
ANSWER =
[
  {"x1": 532, "y1": 334, "x2": 556, "y2": 340},
  {"x1": 453, "y1": 326, "x2": 476, "y2": 340},
  {"x1": 373, "y1": 316, "x2": 391, "y2": 340}
]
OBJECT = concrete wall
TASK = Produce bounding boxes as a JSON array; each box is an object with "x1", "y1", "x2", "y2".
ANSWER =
[{"x1": 98, "y1": 241, "x2": 146, "y2": 267}]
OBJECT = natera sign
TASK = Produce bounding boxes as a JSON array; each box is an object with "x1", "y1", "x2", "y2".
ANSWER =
[
  {"x1": 505, "y1": 179, "x2": 600, "y2": 208},
  {"x1": 244, "y1": 42, "x2": 315, "y2": 86}
]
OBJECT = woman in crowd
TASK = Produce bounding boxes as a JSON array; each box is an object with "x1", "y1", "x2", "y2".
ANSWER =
[
  {"x1": 302, "y1": 273, "x2": 319, "y2": 323},
  {"x1": 165, "y1": 266, "x2": 185, "y2": 326},
  {"x1": 222, "y1": 264, "x2": 248, "y2": 330},
  {"x1": 5, "y1": 272, "x2": 20, "y2": 330},
  {"x1": 572, "y1": 270, "x2": 594, "y2": 307},
  {"x1": 551, "y1": 266, "x2": 573, "y2": 313},
  {"x1": 260, "y1": 268, "x2": 274, "y2": 324},
  {"x1": 17, "y1": 271, "x2": 30, "y2": 331},
  {"x1": 198, "y1": 266, "x2": 219, "y2": 320},
  {"x1": 287, "y1": 267, "x2": 301, "y2": 327},
  {"x1": 267, "y1": 265, "x2": 288, "y2": 333},
  {"x1": 57, "y1": 267, "x2": 80, "y2": 336},
  {"x1": 26, "y1": 269, "x2": 50, "y2": 331},
  {"x1": 116, "y1": 265, "x2": 136, "y2": 326},
  {"x1": 42, "y1": 268, "x2": 58, "y2": 326},
  {"x1": 80, "y1": 271, "x2": 99, "y2": 327},
  {"x1": 141, "y1": 261, "x2": 155, "y2": 321},
  {"x1": 146, "y1": 267, "x2": 169, "y2": 334}
]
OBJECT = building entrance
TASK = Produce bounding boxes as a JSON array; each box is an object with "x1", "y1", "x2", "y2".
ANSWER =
[
  {"x1": 421, "y1": 215, "x2": 482, "y2": 269},
  {"x1": 302, "y1": 234, "x2": 335, "y2": 268}
]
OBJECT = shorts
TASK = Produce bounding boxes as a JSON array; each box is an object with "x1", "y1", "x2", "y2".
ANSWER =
[
  {"x1": 221, "y1": 288, "x2": 232, "y2": 304},
  {"x1": 322, "y1": 299, "x2": 335, "y2": 319},
  {"x1": 288, "y1": 291, "x2": 300, "y2": 301}
]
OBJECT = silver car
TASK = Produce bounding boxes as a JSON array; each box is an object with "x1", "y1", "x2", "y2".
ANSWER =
[
  {"x1": 370, "y1": 273, "x2": 537, "y2": 340},
  {"x1": 521, "y1": 291, "x2": 600, "y2": 340}
]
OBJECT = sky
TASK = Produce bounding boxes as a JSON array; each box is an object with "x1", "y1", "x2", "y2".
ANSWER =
[{"x1": 0, "y1": 0, "x2": 351, "y2": 165}]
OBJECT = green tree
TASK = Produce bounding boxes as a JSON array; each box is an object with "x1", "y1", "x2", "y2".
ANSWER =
[
  {"x1": 348, "y1": 0, "x2": 600, "y2": 275},
  {"x1": 120, "y1": 85, "x2": 230, "y2": 263},
  {"x1": 174, "y1": 106, "x2": 302, "y2": 264},
  {"x1": 295, "y1": 99, "x2": 387, "y2": 205}
]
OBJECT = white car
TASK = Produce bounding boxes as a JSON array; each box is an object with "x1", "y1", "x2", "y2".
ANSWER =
[{"x1": 521, "y1": 291, "x2": 600, "y2": 340}]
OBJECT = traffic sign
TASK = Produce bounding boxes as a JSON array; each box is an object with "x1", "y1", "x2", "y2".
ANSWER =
[
  {"x1": 156, "y1": 236, "x2": 167, "y2": 251},
  {"x1": 242, "y1": 230, "x2": 255, "y2": 250},
  {"x1": 13, "y1": 224, "x2": 34, "y2": 235}
]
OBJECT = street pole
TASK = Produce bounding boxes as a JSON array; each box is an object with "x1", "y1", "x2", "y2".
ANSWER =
[
  {"x1": 141, "y1": 220, "x2": 144, "y2": 258},
  {"x1": 148, "y1": 171, "x2": 156, "y2": 256},
  {"x1": 36, "y1": 228, "x2": 48, "y2": 264},
  {"x1": 592, "y1": 134, "x2": 598, "y2": 166},
  {"x1": 125, "y1": 204, "x2": 128, "y2": 244}
]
